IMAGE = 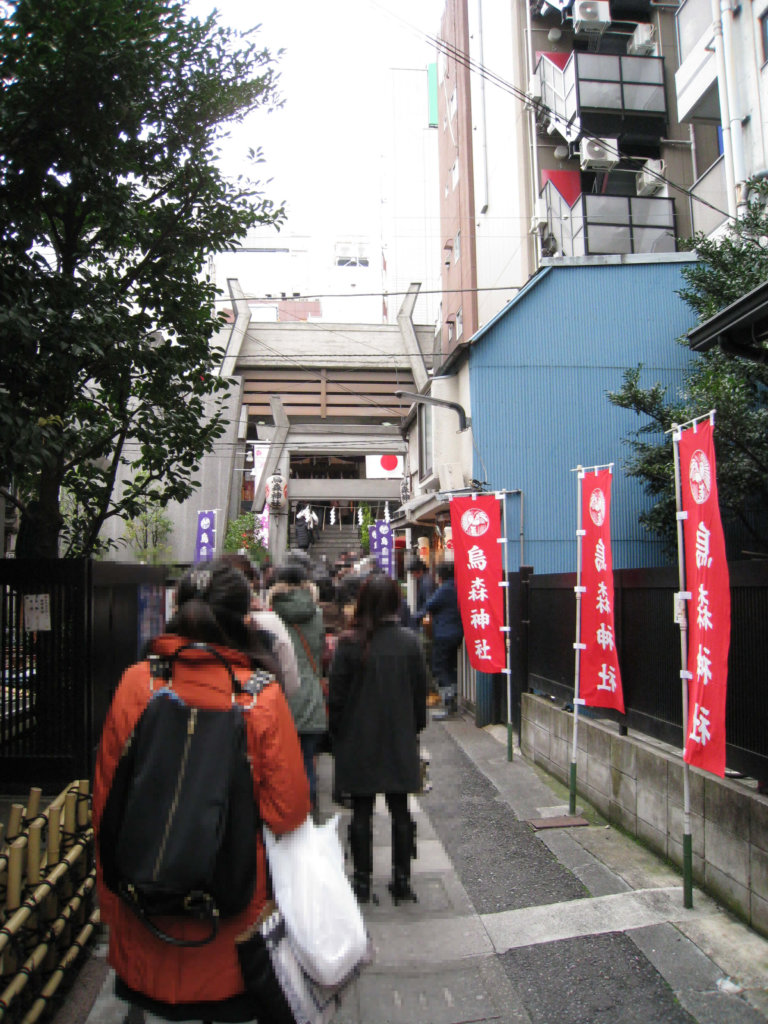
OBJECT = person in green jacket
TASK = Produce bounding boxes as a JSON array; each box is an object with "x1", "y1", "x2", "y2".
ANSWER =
[{"x1": 267, "y1": 563, "x2": 327, "y2": 811}]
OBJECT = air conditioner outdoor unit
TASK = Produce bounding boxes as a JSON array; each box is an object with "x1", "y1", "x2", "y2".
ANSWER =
[
  {"x1": 573, "y1": 0, "x2": 611, "y2": 35},
  {"x1": 635, "y1": 159, "x2": 666, "y2": 196},
  {"x1": 530, "y1": 198, "x2": 549, "y2": 233},
  {"x1": 628, "y1": 23, "x2": 656, "y2": 56},
  {"x1": 579, "y1": 136, "x2": 619, "y2": 170}
]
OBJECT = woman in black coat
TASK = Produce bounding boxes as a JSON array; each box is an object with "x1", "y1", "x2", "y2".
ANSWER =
[{"x1": 328, "y1": 575, "x2": 427, "y2": 905}]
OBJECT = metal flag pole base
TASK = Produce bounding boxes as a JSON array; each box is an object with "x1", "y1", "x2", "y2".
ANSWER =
[
  {"x1": 569, "y1": 761, "x2": 577, "y2": 816},
  {"x1": 568, "y1": 694, "x2": 581, "y2": 816},
  {"x1": 683, "y1": 832, "x2": 693, "y2": 908},
  {"x1": 507, "y1": 722, "x2": 514, "y2": 762}
]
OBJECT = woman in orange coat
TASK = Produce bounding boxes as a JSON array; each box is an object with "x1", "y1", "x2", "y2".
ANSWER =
[{"x1": 93, "y1": 560, "x2": 310, "y2": 1022}]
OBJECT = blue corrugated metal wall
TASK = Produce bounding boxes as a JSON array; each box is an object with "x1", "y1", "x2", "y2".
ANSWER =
[{"x1": 469, "y1": 261, "x2": 698, "y2": 573}]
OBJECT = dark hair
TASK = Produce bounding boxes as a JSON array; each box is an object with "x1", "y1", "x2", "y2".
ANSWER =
[
  {"x1": 437, "y1": 561, "x2": 455, "y2": 581},
  {"x1": 316, "y1": 575, "x2": 335, "y2": 602},
  {"x1": 348, "y1": 575, "x2": 402, "y2": 661},
  {"x1": 406, "y1": 557, "x2": 428, "y2": 574},
  {"x1": 220, "y1": 551, "x2": 257, "y2": 583},
  {"x1": 284, "y1": 548, "x2": 312, "y2": 572},
  {"x1": 273, "y1": 562, "x2": 307, "y2": 587},
  {"x1": 166, "y1": 560, "x2": 278, "y2": 676}
]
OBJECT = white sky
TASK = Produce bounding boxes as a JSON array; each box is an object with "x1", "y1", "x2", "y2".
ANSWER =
[{"x1": 185, "y1": 0, "x2": 443, "y2": 235}]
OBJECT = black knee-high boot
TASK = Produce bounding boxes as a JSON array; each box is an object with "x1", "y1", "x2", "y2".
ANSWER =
[
  {"x1": 349, "y1": 813, "x2": 373, "y2": 903},
  {"x1": 388, "y1": 812, "x2": 417, "y2": 905}
]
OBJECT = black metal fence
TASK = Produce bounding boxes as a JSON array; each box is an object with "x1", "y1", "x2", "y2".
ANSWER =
[
  {"x1": 1, "y1": 560, "x2": 166, "y2": 790},
  {"x1": 525, "y1": 560, "x2": 768, "y2": 780},
  {"x1": 5, "y1": 555, "x2": 766, "y2": 785}
]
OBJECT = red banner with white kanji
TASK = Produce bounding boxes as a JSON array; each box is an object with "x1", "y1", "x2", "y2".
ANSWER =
[
  {"x1": 678, "y1": 419, "x2": 730, "y2": 777},
  {"x1": 450, "y1": 495, "x2": 506, "y2": 672},
  {"x1": 579, "y1": 468, "x2": 625, "y2": 713}
]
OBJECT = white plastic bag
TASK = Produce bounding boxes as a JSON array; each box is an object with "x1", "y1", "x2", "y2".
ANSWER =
[
  {"x1": 261, "y1": 907, "x2": 348, "y2": 1024},
  {"x1": 262, "y1": 814, "x2": 370, "y2": 987},
  {"x1": 237, "y1": 903, "x2": 361, "y2": 1024}
]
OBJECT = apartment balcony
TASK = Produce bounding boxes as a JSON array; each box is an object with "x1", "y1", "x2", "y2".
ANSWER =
[
  {"x1": 675, "y1": 0, "x2": 720, "y2": 122},
  {"x1": 540, "y1": 177, "x2": 676, "y2": 257},
  {"x1": 536, "y1": 50, "x2": 667, "y2": 152}
]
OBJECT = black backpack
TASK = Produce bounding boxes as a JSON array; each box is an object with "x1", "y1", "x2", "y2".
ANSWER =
[{"x1": 99, "y1": 643, "x2": 271, "y2": 947}]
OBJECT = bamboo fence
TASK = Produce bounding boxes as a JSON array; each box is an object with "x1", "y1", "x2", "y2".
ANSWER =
[{"x1": 0, "y1": 781, "x2": 98, "y2": 1024}]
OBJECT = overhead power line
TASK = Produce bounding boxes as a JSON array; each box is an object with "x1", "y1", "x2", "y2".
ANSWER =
[
  {"x1": 199, "y1": 10, "x2": 726, "y2": 420},
  {"x1": 424, "y1": 31, "x2": 733, "y2": 223},
  {"x1": 210, "y1": 284, "x2": 521, "y2": 304}
]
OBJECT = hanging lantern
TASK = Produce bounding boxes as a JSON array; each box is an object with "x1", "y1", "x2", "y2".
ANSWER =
[
  {"x1": 265, "y1": 471, "x2": 287, "y2": 510},
  {"x1": 444, "y1": 525, "x2": 454, "y2": 558},
  {"x1": 384, "y1": 501, "x2": 390, "y2": 523}
]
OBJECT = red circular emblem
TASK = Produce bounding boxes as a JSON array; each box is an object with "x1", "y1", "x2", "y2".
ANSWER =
[
  {"x1": 460, "y1": 508, "x2": 490, "y2": 537},
  {"x1": 689, "y1": 450, "x2": 711, "y2": 505}
]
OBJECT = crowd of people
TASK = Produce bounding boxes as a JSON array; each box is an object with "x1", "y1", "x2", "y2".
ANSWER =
[
  {"x1": 93, "y1": 547, "x2": 464, "y2": 1021},
  {"x1": 221, "y1": 543, "x2": 466, "y2": 792}
]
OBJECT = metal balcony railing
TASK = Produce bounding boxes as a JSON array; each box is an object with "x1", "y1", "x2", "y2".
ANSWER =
[
  {"x1": 537, "y1": 51, "x2": 667, "y2": 145},
  {"x1": 542, "y1": 181, "x2": 676, "y2": 257}
]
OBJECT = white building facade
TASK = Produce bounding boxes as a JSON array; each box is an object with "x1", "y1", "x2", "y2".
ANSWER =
[{"x1": 397, "y1": 0, "x2": 768, "y2": 553}]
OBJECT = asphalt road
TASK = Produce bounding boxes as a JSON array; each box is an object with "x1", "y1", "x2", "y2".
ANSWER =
[
  {"x1": 421, "y1": 723, "x2": 699, "y2": 1024},
  {"x1": 18, "y1": 712, "x2": 768, "y2": 1024}
]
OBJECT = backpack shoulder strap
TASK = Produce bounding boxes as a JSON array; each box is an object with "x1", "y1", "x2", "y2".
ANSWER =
[
  {"x1": 292, "y1": 625, "x2": 319, "y2": 676},
  {"x1": 148, "y1": 642, "x2": 245, "y2": 696}
]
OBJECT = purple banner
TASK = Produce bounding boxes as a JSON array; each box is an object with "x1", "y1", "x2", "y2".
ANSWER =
[
  {"x1": 369, "y1": 522, "x2": 380, "y2": 555},
  {"x1": 375, "y1": 520, "x2": 394, "y2": 577},
  {"x1": 194, "y1": 510, "x2": 217, "y2": 563}
]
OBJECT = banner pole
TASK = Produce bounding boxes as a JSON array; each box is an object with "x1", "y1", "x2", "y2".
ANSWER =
[
  {"x1": 570, "y1": 468, "x2": 585, "y2": 816},
  {"x1": 672, "y1": 424, "x2": 694, "y2": 909},
  {"x1": 501, "y1": 493, "x2": 514, "y2": 761}
]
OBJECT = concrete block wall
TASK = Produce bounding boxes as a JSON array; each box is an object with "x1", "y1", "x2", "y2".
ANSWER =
[{"x1": 521, "y1": 693, "x2": 768, "y2": 936}]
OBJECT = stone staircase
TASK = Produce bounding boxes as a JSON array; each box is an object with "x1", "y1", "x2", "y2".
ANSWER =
[{"x1": 293, "y1": 522, "x2": 362, "y2": 569}]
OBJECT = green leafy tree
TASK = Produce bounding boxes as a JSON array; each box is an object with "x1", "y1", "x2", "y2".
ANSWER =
[
  {"x1": 0, "y1": 0, "x2": 284, "y2": 557},
  {"x1": 358, "y1": 504, "x2": 375, "y2": 554},
  {"x1": 609, "y1": 178, "x2": 768, "y2": 555},
  {"x1": 122, "y1": 501, "x2": 174, "y2": 565},
  {"x1": 224, "y1": 510, "x2": 267, "y2": 564}
]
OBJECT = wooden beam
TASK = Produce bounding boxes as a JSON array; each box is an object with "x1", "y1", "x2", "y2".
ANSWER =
[
  {"x1": 242, "y1": 378, "x2": 413, "y2": 402},
  {"x1": 241, "y1": 369, "x2": 412, "y2": 384},
  {"x1": 247, "y1": 404, "x2": 404, "y2": 420},
  {"x1": 252, "y1": 397, "x2": 290, "y2": 511}
]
